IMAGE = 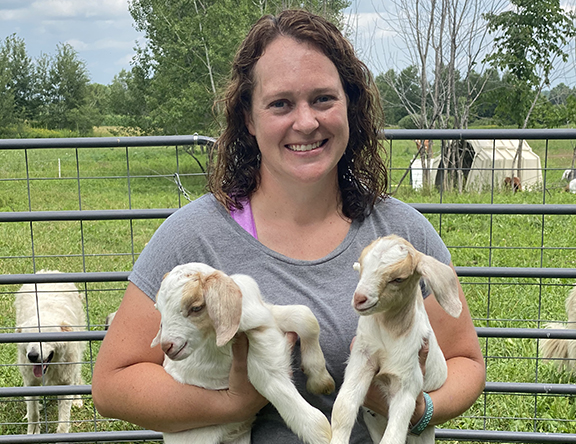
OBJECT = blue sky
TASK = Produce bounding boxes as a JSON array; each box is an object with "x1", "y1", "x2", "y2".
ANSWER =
[
  {"x1": 1, "y1": 1, "x2": 574, "y2": 87},
  {"x1": 0, "y1": 0, "x2": 143, "y2": 85},
  {"x1": 0, "y1": 0, "x2": 402, "y2": 85}
]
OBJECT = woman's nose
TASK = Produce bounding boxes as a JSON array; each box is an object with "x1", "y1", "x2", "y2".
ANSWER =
[{"x1": 292, "y1": 103, "x2": 319, "y2": 134}]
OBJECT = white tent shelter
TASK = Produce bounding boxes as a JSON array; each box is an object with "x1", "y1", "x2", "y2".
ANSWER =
[
  {"x1": 464, "y1": 140, "x2": 542, "y2": 191},
  {"x1": 410, "y1": 139, "x2": 542, "y2": 191}
]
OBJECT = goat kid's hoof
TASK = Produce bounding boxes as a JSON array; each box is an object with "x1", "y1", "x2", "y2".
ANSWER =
[{"x1": 306, "y1": 372, "x2": 336, "y2": 395}]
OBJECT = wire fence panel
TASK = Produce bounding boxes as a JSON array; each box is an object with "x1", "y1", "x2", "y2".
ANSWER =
[{"x1": 1, "y1": 131, "x2": 576, "y2": 443}]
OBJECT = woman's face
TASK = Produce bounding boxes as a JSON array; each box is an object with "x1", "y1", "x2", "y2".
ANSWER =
[{"x1": 246, "y1": 36, "x2": 349, "y2": 189}]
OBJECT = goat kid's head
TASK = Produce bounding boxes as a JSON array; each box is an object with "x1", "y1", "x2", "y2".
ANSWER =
[
  {"x1": 352, "y1": 235, "x2": 462, "y2": 318},
  {"x1": 151, "y1": 263, "x2": 243, "y2": 360}
]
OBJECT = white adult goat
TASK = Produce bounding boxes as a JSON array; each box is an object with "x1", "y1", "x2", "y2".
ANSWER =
[
  {"x1": 541, "y1": 285, "x2": 576, "y2": 371},
  {"x1": 152, "y1": 262, "x2": 335, "y2": 444},
  {"x1": 330, "y1": 235, "x2": 462, "y2": 444}
]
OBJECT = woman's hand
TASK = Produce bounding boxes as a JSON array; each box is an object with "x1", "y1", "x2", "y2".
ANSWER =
[
  {"x1": 359, "y1": 338, "x2": 429, "y2": 426},
  {"x1": 225, "y1": 333, "x2": 269, "y2": 418}
]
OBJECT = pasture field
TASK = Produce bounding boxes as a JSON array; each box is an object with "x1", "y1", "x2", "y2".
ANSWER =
[{"x1": 0, "y1": 138, "x2": 576, "y2": 440}]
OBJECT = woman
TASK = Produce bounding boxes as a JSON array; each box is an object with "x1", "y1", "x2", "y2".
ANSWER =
[{"x1": 92, "y1": 10, "x2": 485, "y2": 443}]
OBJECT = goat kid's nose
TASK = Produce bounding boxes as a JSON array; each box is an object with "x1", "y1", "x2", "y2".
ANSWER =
[
  {"x1": 353, "y1": 292, "x2": 368, "y2": 307},
  {"x1": 161, "y1": 341, "x2": 174, "y2": 356}
]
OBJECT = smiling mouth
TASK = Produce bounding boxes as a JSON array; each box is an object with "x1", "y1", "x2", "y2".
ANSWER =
[
  {"x1": 286, "y1": 139, "x2": 327, "y2": 152},
  {"x1": 354, "y1": 302, "x2": 377, "y2": 314}
]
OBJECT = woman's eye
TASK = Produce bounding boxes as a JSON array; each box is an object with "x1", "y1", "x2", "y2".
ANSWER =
[
  {"x1": 315, "y1": 95, "x2": 335, "y2": 105},
  {"x1": 270, "y1": 100, "x2": 288, "y2": 109}
]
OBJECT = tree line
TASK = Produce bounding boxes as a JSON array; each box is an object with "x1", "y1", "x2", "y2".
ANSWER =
[
  {"x1": 1, "y1": 0, "x2": 576, "y2": 138},
  {"x1": 378, "y1": 67, "x2": 576, "y2": 129},
  {"x1": 0, "y1": 35, "x2": 103, "y2": 136}
]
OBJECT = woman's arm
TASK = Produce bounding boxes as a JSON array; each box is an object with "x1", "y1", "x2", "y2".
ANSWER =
[
  {"x1": 92, "y1": 282, "x2": 268, "y2": 433},
  {"x1": 362, "y1": 265, "x2": 485, "y2": 426},
  {"x1": 420, "y1": 266, "x2": 485, "y2": 425}
]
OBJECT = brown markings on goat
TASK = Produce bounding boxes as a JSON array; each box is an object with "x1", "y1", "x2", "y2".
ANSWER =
[
  {"x1": 202, "y1": 271, "x2": 243, "y2": 347},
  {"x1": 375, "y1": 251, "x2": 420, "y2": 337},
  {"x1": 180, "y1": 273, "x2": 213, "y2": 335}
]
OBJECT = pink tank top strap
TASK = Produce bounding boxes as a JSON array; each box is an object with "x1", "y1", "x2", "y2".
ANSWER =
[{"x1": 229, "y1": 199, "x2": 258, "y2": 239}]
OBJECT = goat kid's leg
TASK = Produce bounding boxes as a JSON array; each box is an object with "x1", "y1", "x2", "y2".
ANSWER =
[
  {"x1": 246, "y1": 327, "x2": 331, "y2": 444},
  {"x1": 25, "y1": 397, "x2": 40, "y2": 434},
  {"x1": 406, "y1": 425, "x2": 435, "y2": 444},
  {"x1": 270, "y1": 305, "x2": 335, "y2": 395},
  {"x1": 330, "y1": 348, "x2": 376, "y2": 444},
  {"x1": 162, "y1": 426, "x2": 229, "y2": 444},
  {"x1": 380, "y1": 388, "x2": 418, "y2": 444},
  {"x1": 56, "y1": 396, "x2": 73, "y2": 433}
]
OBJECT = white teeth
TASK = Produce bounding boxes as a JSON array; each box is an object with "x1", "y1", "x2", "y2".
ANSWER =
[{"x1": 287, "y1": 140, "x2": 323, "y2": 152}]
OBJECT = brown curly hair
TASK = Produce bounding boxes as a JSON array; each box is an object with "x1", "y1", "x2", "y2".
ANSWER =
[{"x1": 208, "y1": 9, "x2": 387, "y2": 222}]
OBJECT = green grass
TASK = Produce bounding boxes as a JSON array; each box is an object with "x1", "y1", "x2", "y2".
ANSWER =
[
  {"x1": 1, "y1": 138, "x2": 576, "y2": 440},
  {"x1": 0, "y1": 144, "x2": 208, "y2": 440}
]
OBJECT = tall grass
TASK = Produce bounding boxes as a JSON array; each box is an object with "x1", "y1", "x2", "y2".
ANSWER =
[{"x1": 1, "y1": 138, "x2": 575, "y2": 440}]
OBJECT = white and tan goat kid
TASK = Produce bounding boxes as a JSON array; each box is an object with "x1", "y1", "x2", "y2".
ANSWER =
[
  {"x1": 151, "y1": 262, "x2": 335, "y2": 444},
  {"x1": 330, "y1": 235, "x2": 462, "y2": 444}
]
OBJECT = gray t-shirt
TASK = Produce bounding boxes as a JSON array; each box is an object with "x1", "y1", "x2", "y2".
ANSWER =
[{"x1": 129, "y1": 193, "x2": 450, "y2": 444}]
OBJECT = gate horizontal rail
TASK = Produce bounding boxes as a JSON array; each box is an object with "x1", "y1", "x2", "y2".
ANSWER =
[{"x1": 1, "y1": 203, "x2": 575, "y2": 224}]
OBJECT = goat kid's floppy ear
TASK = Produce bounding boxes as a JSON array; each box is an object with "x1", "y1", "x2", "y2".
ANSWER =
[
  {"x1": 150, "y1": 324, "x2": 162, "y2": 349},
  {"x1": 204, "y1": 271, "x2": 243, "y2": 347},
  {"x1": 416, "y1": 253, "x2": 462, "y2": 318}
]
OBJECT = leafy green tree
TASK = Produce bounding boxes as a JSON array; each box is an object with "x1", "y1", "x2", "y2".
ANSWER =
[
  {"x1": 469, "y1": 69, "x2": 506, "y2": 122},
  {"x1": 0, "y1": 52, "x2": 15, "y2": 129},
  {"x1": 127, "y1": 0, "x2": 349, "y2": 135},
  {"x1": 548, "y1": 83, "x2": 575, "y2": 106},
  {"x1": 34, "y1": 44, "x2": 93, "y2": 134},
  {"x1": 376, "y1": 67, "x2": 421, "y2": 126},
  {"x1": 484, "y1": 0, "x2": 576, "y2": 128},
  {"x1": 0, "y1": 35, "x2": 34, "y2": 121},
  {"x1": 484, "y1": 0, "x2": 576, "y2": 177}
]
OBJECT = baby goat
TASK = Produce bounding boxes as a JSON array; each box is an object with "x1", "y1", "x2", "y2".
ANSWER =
[
  {"x1": 330, "y1": 235, "x2": 462, "y2": 444},
  {"x1": 152, "y1": 262, "x2": 335, "y2": 444},
  {"x1": 541, "y1": 286, "x2": 576, "y2": 372}
]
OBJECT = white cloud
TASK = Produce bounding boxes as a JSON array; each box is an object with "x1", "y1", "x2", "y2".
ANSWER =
[
  {"x1": 115, "y1": 52, "x2": 135, "y2": 66},
  {"x1": 344, "y1": 12, "x2": 396, "y2": 41},
  {"x1": 30, "y1": 0, "x2": 129, "y2": 19},
  {"x1": 67, "y1": 37, "x2": 135, "y2": 52},
  {"x1": 0, "y1": 9, "x2": 22, "y2": 21}
]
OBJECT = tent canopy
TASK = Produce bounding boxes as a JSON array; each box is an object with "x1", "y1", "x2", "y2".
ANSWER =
[{"x1": 410, "y1": 140, "x2": 542, "y2": 191}]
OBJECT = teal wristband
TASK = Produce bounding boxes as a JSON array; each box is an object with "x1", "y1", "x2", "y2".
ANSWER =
[{"x1": 410, "y1": 392, "x2": 433, "y2": 436}]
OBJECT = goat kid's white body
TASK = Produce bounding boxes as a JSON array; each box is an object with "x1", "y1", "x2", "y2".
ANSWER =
[
  {"x1": 330, "y1": 235, "x2": 462, "y2": 444},
  {"x1": 542, "y1": 286, "x2": 576, "y2": 371},
  {"x1": 15, "y1": 271, "x2": 86, "y2": 435},
  {"x1": 344, "y1": 306, "x2": 446, "y2": 444},
  {"x1": 153, "y1": 263, "x2": 334, "y2": 444}
]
